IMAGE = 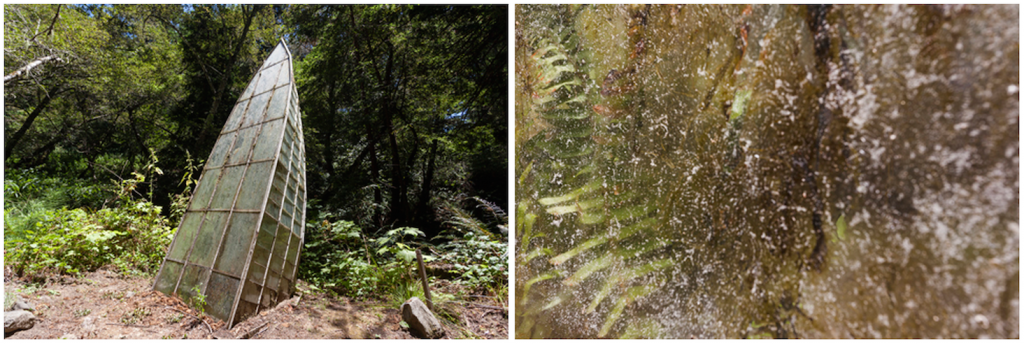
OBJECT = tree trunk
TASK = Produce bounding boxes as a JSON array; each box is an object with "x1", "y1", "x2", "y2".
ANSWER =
[
  {"x1": 5, "y1": 91, "x2": 54, "y2": 161},
  {"x1": 369, "y1": 142, "x2": 383, "y2": 227},
  {"x1": 415, "y1": 138, "x2": 439, "y2": 226}
]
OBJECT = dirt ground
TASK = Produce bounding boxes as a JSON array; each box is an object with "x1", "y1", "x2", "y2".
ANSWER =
[{"x1": 3, "y1": 269, "x2": 508, "y2": 339}]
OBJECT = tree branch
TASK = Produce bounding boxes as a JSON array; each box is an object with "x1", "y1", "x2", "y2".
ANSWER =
[{"x1": 4, "y1": 55, "x2": 62, "y2": 84}]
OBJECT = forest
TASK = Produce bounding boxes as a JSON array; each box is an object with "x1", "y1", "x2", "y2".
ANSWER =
[{"x1": 4, "y1": 4, "x2": 507, "y2": 339}]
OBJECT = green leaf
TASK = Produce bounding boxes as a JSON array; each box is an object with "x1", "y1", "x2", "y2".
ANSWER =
[
  {"x1": 396, "y1": 249, "x2": 416, "y2": 263},
  {"x1": 835, "y1": 213, "x2": 848, "y2": 241}
]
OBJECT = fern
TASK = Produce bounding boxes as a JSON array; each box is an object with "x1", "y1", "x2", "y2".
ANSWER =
[{"x1": 516, "y1": 5, "x2": 669, "y2": 338}]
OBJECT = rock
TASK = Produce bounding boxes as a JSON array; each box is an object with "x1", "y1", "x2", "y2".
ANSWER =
[
  {"x1": 125, "y1": 291, "x2": 135, "y2": 299},
  {"x1": 12, "y1": 298, "x2": 34, "y2": 312},
  {"x1": 60, "y1": 333, "x2": 78, "y2": 339},
  {"x1": 81, "y1": 316, "x2": 95, "y2": 332},
  {"x1": 5, "y1": 310, "x2": 37, "y2": 335},
  {"x1": 400, "y1": 297, "x2": 443, "y2": 339}
]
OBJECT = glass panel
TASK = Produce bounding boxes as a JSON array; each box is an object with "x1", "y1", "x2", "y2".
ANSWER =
[
  {"x1": 239, "y1": 74, "x2": 258, "y2": 101},
  {"x1": 233, "y1": 300, "x2": 258, "y2": 326},
  {"x1": 284, "y1": 261, "x2": 297, "y2": 282},
  {"x1": 154, "y1": 261, "x2": 183, "y2": 295},
  {"x1": 252, "y1": 119, "x2": 284, "y2": 161},
  {"x1": 188, "y1": 211, "x2": 227, "y2": 267},
  {"x1": 266, "y1": 87, "x2": 289, "y2": 120},
  {"x1": 241, "y1": 281, "x2": 261, "y2": 305},
  {"x1": 280, "y1": 207, "x2": 293, "y2": 226},
  {"x1": 189, "y1": 168, "x2": 221, "y2": 210},
  {"x1": 214, "y1": 213, "x2": 258, "y2": 276},
  {"x1": 255, "y1": 63, "x2": 282, "y2": 96},
  {"x1": 236, "y1": 162, "x2": 272, "y2": 210},
  {"x1": 279, "y1": 276, "x2": 292, "y2": 298},
  {"x1": 207, "y1": 132, "x2": 235, "y2": 168},
  {"x1": 262, "y1": 48, "x2": 287, "y2": 70},
  {"x1": 266, "y1": 197, "x2": 281, "y2": 219},
  {"x1": 178, "y1": 265, "x2": 210, "y2": 299},
  {"x1": 275, "y1": 64, "x2": 291, "y2": 88},
  {"x1": 228, "y1": 126, "x2": 257, "y2": 165},
  {"x1": 205, "y1": 272, "x2": 238, "y2": 321},
  {"x1": 248, "y1": 260, "x2": 266, "y2": 285},
  {"x1": 210, "y1": 166, "x2": 243, "y2": 210},
  {"x1": 242, "y1": 91, "x2": 271, "y2": 129},
  {"x1": 168, "y1": 211, "x2": 203, "y2": 260},
  {"x1": 222, "y1": 99, "x2": 249, "y2": 134},
  {"x1": 286, "y1": 233, "x2": 301, "y2": 263}
]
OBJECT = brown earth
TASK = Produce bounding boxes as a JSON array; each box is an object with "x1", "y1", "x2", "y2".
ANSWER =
[{"x1": 3, "y1": 268, "x2": 507, "y2": 339}]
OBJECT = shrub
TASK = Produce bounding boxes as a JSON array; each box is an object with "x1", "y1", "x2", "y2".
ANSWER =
[{"x1": 4, "y1": 199, "x2": 174, "y2": 278}]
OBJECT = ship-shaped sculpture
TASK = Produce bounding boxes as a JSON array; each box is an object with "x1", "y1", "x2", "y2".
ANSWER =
[{"x1": 154, "y1": 39, "x2": 306, "y2": 328}]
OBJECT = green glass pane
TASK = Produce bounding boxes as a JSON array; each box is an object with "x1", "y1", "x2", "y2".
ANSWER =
[
  {"x1": 284, "y1": 261, "x2": 297, "y2": 282},
  {"x1": 178, "y1": 265, "x2": 210, "y2": 298},
  {"x1": 189, "y1": 168, "x2": 221, "y2": 210},
  {"x1": 242, "y1": 91, "x2": 271, "y2": 129},
  {"x1": 280, "y1": 207, "x2": 293, "y2": 227},
  {"x1": 210, "y1": 166, "x2": 243, "y2": 210},
  {"x1": 214, "y1": 213, "x2": 258, "y2": 276},
  {"x1": 241, "y1": 281, "x2": 261, "y2": 305},
  {"x1": 252, "y1": 119, "x2": 284, "y2": 161},
  {"x1": 266, "y1": 87, "x2": 289, "y2": 121},
  {"x1": 205, "y1": 272, "x2": 238, "y2": 321},
  {"x1": 188, "y1": 211, "x2": 228, "y2": 267},
  {"x1": 222, "y1": 99, "x2": 249, "y2": 134},
  {"x1": 207, "y1": 132, "x2": 235, "y2": 169},
  {"x1": 266, "y1": 197, "x2": 281, "y2": 220},
  {"x1": 233, "y1": 300, "x2": 258, "y2": 326},
  {"x1": 248, "y1": 260, "x2": 266, "y2": 285},
  {"x1": 235, "y1": 162, "x2": 272, "y2": 210},
  {"x1": 168, "y1": 211, "x2": 203, "y2": 260},
  {"x1": 264, "y1": 274, "x2": 281, "y2": 296},
  {"x1": 254, "y1": 63, "x2": 283, "y2": 96},
  {"x1": 279, "y1": 277, "x2": 292, "y2": 298},
  {"x1": 154, "y1": 261, "x2": 183, "y2": 295},
  {"x1": 286, "y1": 233, "x2": 301, "y2": 263},
  {"x1": 228, "y1": 126, "x2": 257, "y2": 165}
]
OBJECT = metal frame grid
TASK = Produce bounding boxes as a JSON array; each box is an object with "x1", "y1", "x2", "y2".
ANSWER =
[{"x1": 153, "y1": 39, "x2": 306, "y2": 328}]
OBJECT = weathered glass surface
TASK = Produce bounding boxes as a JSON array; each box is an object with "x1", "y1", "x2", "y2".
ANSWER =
[
  {"x1": 154, "y1": 39, "x2": 307, "y2": 328},
  {"x1": 516, "y1": 5, "x2": 1018, "y2": 339}
]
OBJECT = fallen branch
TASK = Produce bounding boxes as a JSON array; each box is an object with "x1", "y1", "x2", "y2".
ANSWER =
[
  {"x1": 4, "y1": 55, "x2": 62, "y2": 84},
  {"x1": 238, "y1": 321, "x2": 269, "y2": 339},
  {"x1": 106, "y1": 323, "x2": 152, "y2": 328},
  {"x1": 252, "y1": 324, "x2": 272, "y2": 339}
]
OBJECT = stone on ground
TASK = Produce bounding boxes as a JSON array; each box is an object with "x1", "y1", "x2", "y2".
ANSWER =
[
  {"x1": 12, "y1": 298, "x2": 34, "y2": 312},
  {"x1": 401, "y1": 297, "x2": 443, "y2": 339},
  {"x1": 4, "y1": 310, "x2": 37, "y2": 335}
]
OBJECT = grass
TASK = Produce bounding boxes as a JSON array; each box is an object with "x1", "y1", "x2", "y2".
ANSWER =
[{"x1": 121, "y1": 307, "x2": 151, "y2": 325}]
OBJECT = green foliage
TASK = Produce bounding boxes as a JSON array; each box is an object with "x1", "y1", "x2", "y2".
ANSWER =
[
  {"x1": 438, "y1": 230, "x2": 508, "y2": 291},
  {"x1": 189, "y1": 285, "x2": 207, "y2": 313},
  {"x1": 3, "y1": 291, "x2": 15, "y2": 311},
  {"x1": 3, "y1": 198, "x2": 173, "y2": 278},
  {"x1": 120, "y1": 307, "x2": 151, "y2": 325}
]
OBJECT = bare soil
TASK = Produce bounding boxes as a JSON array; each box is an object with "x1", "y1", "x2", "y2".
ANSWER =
[{"x1": 4, "y1": 268, "x2": 507, "y2": 339}]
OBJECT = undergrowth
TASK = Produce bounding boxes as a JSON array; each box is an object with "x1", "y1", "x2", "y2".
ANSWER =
[
  {"x1": 299, "y1": 197, "x2": 508, "y2": 303},
  {"x1": 3, "y1": 152, "x2": 185, "y2": 280}
]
